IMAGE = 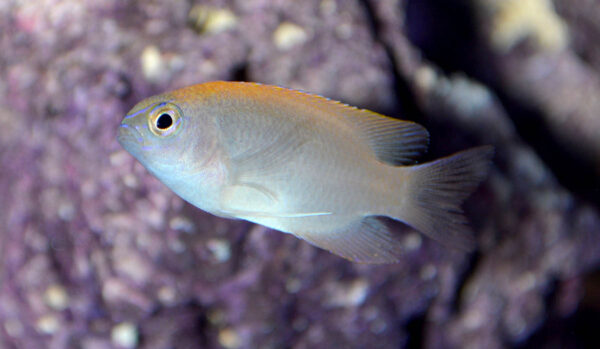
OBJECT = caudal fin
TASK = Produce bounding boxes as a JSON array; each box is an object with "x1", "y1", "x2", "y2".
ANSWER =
[{"x1": 394, "y1": 146, "x2": 494, "y2": 251}]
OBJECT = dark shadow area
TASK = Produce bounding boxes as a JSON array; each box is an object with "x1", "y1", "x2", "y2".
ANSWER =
[
  {"x1": 360, "y1": 0, "x2": 424, "y2": 121},
  {"x1": 405, "y1": 0, "x2": 494, "y2": 81},
  {"x1": 516, "y1": 274, "x2": 600, "y2": 349},
  {"x1": 231, "y1": 62, "x2": 250, "y2": 82},
  {"x1": 405, "y1": 312, "x2": 426, "y2": 349},
  {"x1": 140, "y1": 301, "x2": 210, "y2": 348},
  {"x1": 450, "y1": 250, "x2": 481, "y2": 313},
  {"x1": 493, "y1": 91, "x2": 600, "y2": 208}
]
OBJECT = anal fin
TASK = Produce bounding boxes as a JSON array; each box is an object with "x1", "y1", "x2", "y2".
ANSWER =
[{"x1": 295, "y1": 217, "x2": 406, "y2": 264}]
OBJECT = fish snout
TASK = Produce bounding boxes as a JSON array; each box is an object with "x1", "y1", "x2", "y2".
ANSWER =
[{"x1": 117, "y1": 123, "x2": 144, "y2": 149}]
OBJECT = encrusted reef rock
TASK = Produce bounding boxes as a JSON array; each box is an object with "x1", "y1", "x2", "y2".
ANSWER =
[{"x1": 1, "y1": 0, "x2": 599, "y2": 348}]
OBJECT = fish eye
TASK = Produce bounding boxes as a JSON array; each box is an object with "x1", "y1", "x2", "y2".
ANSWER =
[
  {"x1": 148, "y1": 103, "x2": 182, "y2": 137},
  {"x1": 156, "y1": 113, "x2": 173, "y2": 129}
]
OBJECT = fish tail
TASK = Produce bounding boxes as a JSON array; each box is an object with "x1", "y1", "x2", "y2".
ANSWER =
[{"x1": 390, "y1": 146, "x2": 494, "y2": 250}]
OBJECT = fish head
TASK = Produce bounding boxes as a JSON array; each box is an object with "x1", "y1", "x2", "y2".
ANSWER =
[{"x1": 117, "y1": 92, "x2": 217, "y2": 178}]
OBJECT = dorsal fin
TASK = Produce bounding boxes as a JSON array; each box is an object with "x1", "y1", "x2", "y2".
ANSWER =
[
  {"x1": 238, "y1": 82, "x2": 430, "y2": 165},
  {"x1": 338, "y1": 107, "x2": 429, "y2": 165}
]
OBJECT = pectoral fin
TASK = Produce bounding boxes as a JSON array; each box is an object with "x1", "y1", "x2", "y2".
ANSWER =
[
  {"x1": 220, "y1": 183, "x2": 331, "y2": 218},
  {"x1": 293, "y1": 216, "x2": 406, "y2": 264}
]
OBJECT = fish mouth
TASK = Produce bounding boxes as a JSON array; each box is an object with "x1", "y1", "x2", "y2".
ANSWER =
[
  {"x1": 117, "y1": 124, "x2": 144, "y2": 145},
  {"x1": 117, "y1": 124, "x2": 143, "y2": 148}
]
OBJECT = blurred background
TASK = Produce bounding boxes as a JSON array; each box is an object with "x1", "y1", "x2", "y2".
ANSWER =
[{"x1": 1, "y1": 0, "x2": 599, "y2": 348}]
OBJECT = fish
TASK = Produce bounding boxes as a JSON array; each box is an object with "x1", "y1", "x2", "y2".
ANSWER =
[{"x1": 117, "y1": 81, "x2": 493, "y2": 263}]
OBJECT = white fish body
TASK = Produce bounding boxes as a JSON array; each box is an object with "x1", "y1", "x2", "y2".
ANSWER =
[{"x1": 117, "y1": 81, "x2": 493, "y2": 263}]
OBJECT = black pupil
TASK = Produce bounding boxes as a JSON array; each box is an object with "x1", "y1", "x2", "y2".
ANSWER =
[{"x1": 156, "y1": 113, "x2": 173, "y2": 129}]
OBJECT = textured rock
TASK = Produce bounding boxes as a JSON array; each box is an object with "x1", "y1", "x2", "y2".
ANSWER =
[{"x1": 1, "y1": 0, "x2": 599, "y2": 348}]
